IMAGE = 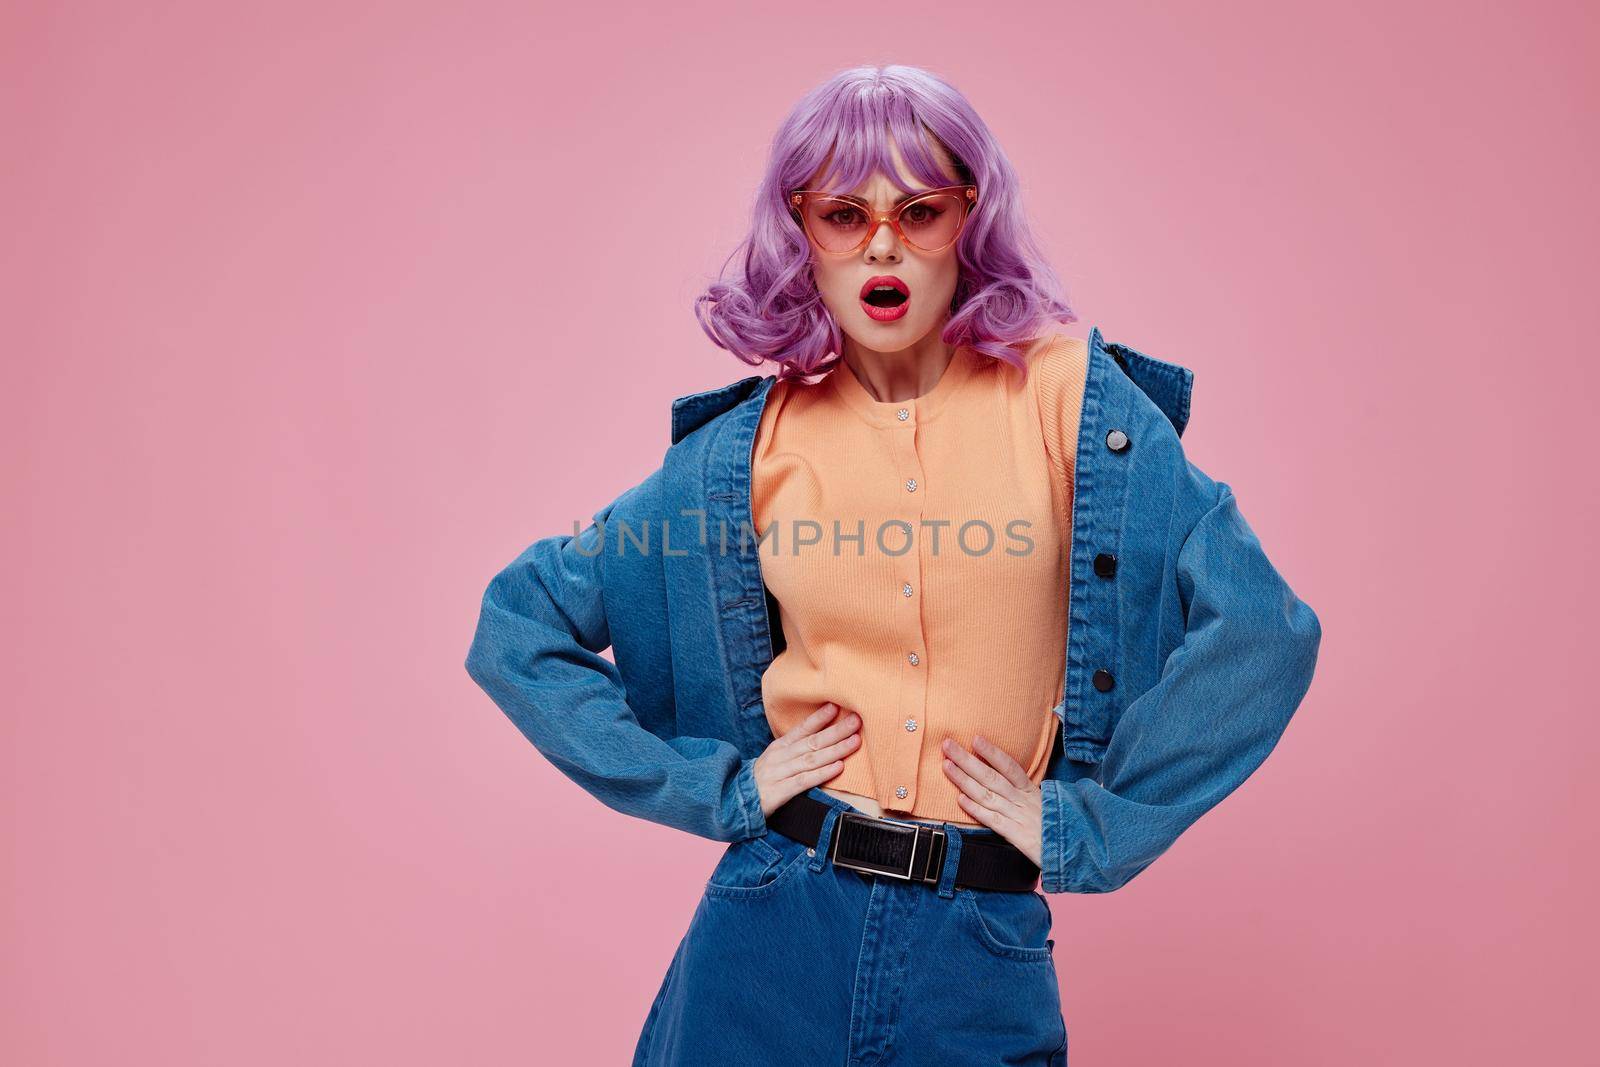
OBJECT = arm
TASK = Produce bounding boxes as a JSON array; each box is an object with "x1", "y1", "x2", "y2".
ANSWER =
[
  {"x1": 464, "y1": 482, "x2": 768, "y2": 843},
  {"x1": 1038, "y1": 479, "x2": 1322, "y2": 893}
]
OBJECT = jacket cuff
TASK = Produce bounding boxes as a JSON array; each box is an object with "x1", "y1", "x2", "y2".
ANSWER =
[
  {"x1": 1038, "y1": 778, "x2": 1072, "y2": 894},
  {"x1": 735, "y1": 756, "x2": 768, "y2": 840}
]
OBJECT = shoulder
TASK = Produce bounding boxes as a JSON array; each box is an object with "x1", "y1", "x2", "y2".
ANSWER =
[
  {"x1": 993, "y1": 330, "x2": 1090, "y2": 480},
  {"x1": 1021, "y1": 330, "x2": 1090, "y2": 418},
  {"x1": 1026, "y1": 329, "x2": 1089, "y2": 377}
]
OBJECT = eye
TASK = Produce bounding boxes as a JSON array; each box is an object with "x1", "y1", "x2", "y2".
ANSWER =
[
  {"x1": 902, "y1": 203, "x2": 943, "y2": 225},
  {"x1": 822, "y1": 206, "x2": 867, "y2": 227}
]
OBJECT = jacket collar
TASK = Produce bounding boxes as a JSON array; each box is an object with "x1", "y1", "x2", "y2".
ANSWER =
[
  {"x1": 670, "y1": 373, "x2": 768, "y2": 445},
  {"x1": 668, "y1": 325, "x2": 1195, "y2": 444},
  {"x1": 1096, "y1": 327, "x2": 1194, "y2": 436}
]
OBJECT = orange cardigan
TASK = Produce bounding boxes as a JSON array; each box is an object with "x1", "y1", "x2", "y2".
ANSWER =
[{"x1": 750, "y1": 331, "x2": 1090, "y2": 823}]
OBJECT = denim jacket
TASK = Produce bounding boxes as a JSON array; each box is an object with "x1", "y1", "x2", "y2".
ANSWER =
[{"x1": 465, "y1": 326, "x2": 1322, "y2": 894}]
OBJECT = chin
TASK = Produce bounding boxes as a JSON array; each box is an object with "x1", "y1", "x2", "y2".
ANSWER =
[{"x1": 846, "y1": 313, "x2": 936, "y2": 347}]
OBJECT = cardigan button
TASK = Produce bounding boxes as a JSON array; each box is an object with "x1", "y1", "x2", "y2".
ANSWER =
[
  {"x1": 1093, "y1": 552, "x2": 1117, "y2": 578},
  {"x1": 1105, "y1": 428, "x2": 1130, "y2": 452},
  {"x1": 1092, "y1": 669, "x2": 1115, "y2": 692}
]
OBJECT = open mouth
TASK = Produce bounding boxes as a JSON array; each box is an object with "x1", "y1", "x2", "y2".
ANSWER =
[{"x1": 859, "y1": 276, "x2": 911, "y2": 321}]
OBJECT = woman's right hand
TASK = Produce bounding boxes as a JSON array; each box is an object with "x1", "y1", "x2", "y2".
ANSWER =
[{"x1": 751, "y1": 702, "x2": 861, "y2": 818}]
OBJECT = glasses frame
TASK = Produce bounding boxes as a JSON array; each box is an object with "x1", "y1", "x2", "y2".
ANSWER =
[{"x1": 788, "y1": 184, "x2": 978, "y2": 255}]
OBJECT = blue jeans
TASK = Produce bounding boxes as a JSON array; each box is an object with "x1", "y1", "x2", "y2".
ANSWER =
[{"x1": 634, "y1": 787, "x2": 1069, "y2": 1065}]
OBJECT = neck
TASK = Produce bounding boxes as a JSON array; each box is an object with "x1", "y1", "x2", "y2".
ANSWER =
[{"x1": 841, "y1": 327, "x2": 958, "y2": 403}]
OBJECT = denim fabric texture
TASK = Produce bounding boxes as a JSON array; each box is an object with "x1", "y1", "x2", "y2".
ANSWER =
[
  {"x1": 632, "y1": 786, "x2": 1069, "y2": 1065},
  {"x1": 464, "y1": 325, "x2": 1323, "y2": 896}
]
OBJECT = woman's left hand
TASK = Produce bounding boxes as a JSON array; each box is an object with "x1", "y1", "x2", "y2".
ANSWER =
[{"x1": 940, "y1": 736, "x2": 1042, "y2": 868}]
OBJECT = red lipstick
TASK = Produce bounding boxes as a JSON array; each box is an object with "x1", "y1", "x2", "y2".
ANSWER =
[{"x1": 859, "y1": 275, "x2": 911, "y2": 322}]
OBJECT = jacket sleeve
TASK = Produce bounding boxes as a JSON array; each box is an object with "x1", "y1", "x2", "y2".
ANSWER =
[
  {"x1": 464, "y1": 481, "x2": 768, "y2": 843},
  {"x1": 1038, "y1": 479, "x2": 1322, "y2": 893}
]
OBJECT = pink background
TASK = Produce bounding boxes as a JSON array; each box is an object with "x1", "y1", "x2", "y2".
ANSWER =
[{"x1": 4, "y1": 2, "x2": 1595, "y2": 1063}]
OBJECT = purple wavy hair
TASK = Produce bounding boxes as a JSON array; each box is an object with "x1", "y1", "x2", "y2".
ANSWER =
[{"x1": 693, "y1": 64, "x2": 1077, "y2": 381}]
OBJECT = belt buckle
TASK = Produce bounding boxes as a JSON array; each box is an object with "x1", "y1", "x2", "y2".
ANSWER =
[{"x1": 829, "y1": 811, "x2": 924, "y2": 881}]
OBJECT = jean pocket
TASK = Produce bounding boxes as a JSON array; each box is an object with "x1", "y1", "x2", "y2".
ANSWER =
[
  {"x1": 956, "y1": 887, "x2": 1057, "y2": 963},
  {"x1": 703, "y1": 833, "x2": 807, "y2": 899}
]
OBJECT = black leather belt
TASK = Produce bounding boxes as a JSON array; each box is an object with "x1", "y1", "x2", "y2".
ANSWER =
[{"x1": 766, "y1": 793, "x2": 1040, "y2": 892}]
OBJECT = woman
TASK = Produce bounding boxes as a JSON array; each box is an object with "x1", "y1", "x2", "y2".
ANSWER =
[{"x1": 466, "y1": 65, "x2": 1321, "y2": 1065}]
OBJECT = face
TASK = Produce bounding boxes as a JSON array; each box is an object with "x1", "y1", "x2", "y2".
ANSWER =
[{"x1": 800, "y1": 138, "x2": 968, "y2": 360}]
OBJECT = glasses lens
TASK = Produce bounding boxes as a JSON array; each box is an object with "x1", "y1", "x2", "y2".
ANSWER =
[
  {"x1": 801, "y1": 197, "x2": 874, "y2": 253},
  {"x1": 897, "y1": 193, "x2": 967, "y2": 251},
  {"x1": 799, "y1": 193, "x2": 969, "y2": 253}
]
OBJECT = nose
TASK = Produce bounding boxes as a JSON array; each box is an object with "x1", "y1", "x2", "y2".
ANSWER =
[{"x1": 863, "y1": 218, "x2": 902, "y2": 263}]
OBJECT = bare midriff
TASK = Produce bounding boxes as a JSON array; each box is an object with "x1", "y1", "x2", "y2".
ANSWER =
[{"x1": 820, "y1": 784, "x2": 986, "y2": 828}]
